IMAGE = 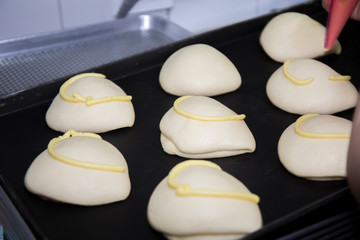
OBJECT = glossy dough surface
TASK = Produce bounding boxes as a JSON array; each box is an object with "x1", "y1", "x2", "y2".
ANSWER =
[
  {"x1": 159, "y1": 44, "x2": 241, "y2": 96},
  {"x1": 278, "y1": 114, "x2": 352, "y2": 180},
  {"x1": 260, "y1": 12, "x2": 341, "y2": 62},
  {"x1": 147, "y1": 161, "x2": 262, "y2": 240},
  {"x1": 266, "y1": 58, "x2": 358, "y2": 115},
  {"x1": 160, "y1": 96, "x2": 256, "y2": 158},
  {"x1": 46, "y1": 74, "x2": 135, "y2": 133},
  {"x1": 24, "y1": 135, "x2": 131, "y2": 206}
]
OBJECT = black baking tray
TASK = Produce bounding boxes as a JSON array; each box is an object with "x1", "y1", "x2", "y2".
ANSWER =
[{"x1": 1, "y1": 1, "x2": 360, "y2": 239}]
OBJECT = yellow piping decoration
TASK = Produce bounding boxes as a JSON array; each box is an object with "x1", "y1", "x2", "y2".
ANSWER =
[
  {"x1": 59, "y1": 73, "x2": 132, "y2": 106},
  {"x1": 283, "y1": 58, "x2": 351, "y2": 85},
  {"x1": 174, "y1": 96, "x2": 246, "y2": 121},
  {"x1": 294, "y1": 114, "x2": 350, "y2": 139},
  {"x1": 329, "y1": 75, "x2": 351, "y2": 81},
  {"x1": 47, "y1": 130, "x2": 125, "y2": 172},
  {"x1": 168, "y1": 160, "x2": 260, "y2": 203},
  {"x1": 283, "y1": 58, "x2": 313, "y2": 85}
]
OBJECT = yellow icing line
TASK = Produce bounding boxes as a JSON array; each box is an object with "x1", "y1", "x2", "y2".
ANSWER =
[
  {"x1": 283, "y1": 58, "x2": 351, "y2": 84},
  {"x1": 283, "y1": 58, "x2": 313, "y2": 85},
  {"x1": 168, "y1": 160, "x2": 260, "y2": 203},
  {"x1": 329, "y1": 75, "x2": 351, "y2": 81},
  {"x1": 59, "y1": 73, "x2": 132, "y2": 106},
  {"x1": 47, "y1": 130, "x2": 125, "y2": 172},
  {"x1": 174, "y1": 96, "x2": 246, "y2": 121},
  {"x1": 294, "y1": 114, "x2": 350, "y2": 139}
]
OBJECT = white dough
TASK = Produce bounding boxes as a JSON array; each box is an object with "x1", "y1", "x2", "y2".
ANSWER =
[
  {"x1": 260, "y1": 12, "x2": 341, "y2": 62},
  {"x1": 160, "y1": 96, "x2": 256, "y2": 158},
  {"x1": 278, "y1": 114, "x2": 352, "y2": 180},
  {"x1": 159, "y1": 44, "x2": 241, "y2": 96},
  {"x1": 24, "y1": 134, "x2": 131, "y2": 206},
  {"x1": 147, "y1": 160, "x2": 262, "y2": 240},
  {"x1": 266, "y1": 58, "x2": 358, "y2": 115},
  {"x1": 46, "y1": 74, "x2": 135, "y2": 133}
]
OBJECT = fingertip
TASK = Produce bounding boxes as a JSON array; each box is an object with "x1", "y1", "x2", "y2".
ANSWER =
[
  {"x1": 322, "y1": 0, "x2": 331, "y2": 11},
  {"x1": 350, "y1": 1, "x2": 360, "y2": 20}
]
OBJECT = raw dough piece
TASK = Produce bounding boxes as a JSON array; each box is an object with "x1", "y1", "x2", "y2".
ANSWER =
[
  {"x1": 260, "y1": 12, "x2": 341, "y2": 62},
  {"x1": 278, "y1": 114, "x2": 352, "y2": 180},
  {"x1": 46, "y1": 73, "x2": 135, "y2": 133},
  {"x1": 147, "y1": 160, "x2": 262, "y2": 240},
  {"x1": 24, "y1": 130, "x2": 131, "y2": 206},
  {"x1": 159, "y1": 44, "x2": 241, "y2": 96},
  {"x1": 266, "y1": 58, "x2": 358, "y2": 115},
  {"x1": 160, "y1": 96, "x2": 256, "y2": 158}
]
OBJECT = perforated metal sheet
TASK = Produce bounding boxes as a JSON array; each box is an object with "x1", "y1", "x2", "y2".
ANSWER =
[{"x1": 0, "y1": 15, "x2": 192, "y2": 99}]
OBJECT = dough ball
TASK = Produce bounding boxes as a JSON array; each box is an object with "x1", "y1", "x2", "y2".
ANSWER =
[
  {"x1": 147, "y1": 160, "x2": 262, "y2": 239},
  {"x1": 24, "y1": 130, "x2": 131, "y2": 206},
  {"x1": 278, "y1": 114, "x2": 351, "y2": 180},
  {"x1": 159, "y1": 44, "x2": 241, "y2": 96},
  {"x1": 46, "y1": 73, "x2": 135, "y2": 133},
  {"x1": 160, "y1": 96, "x2": 256, "y2": 158},
  {"x1": 266, "y1": 58, "x2": 358, "y2": 115},
  {"x1": 260, "y1": 12, "x2": 341, "y2": 62}
]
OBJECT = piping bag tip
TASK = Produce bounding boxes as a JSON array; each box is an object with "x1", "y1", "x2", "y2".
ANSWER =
[{"x1": 324, "y1": 0, "x2": 359, "y2": 49}]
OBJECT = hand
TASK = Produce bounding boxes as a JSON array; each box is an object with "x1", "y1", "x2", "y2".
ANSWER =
[{"x1": 322, "y1": 0, "x2": 360, "y2": 20}]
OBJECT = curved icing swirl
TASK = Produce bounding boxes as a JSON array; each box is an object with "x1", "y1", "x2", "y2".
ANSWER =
[
  {"x1": 174, "y1": 96, "x2": 245, "y2": 121},
  {"x1": 60, "y1": 73, "x2": 132, "y2": 106},
  {"x1": 168, "y1": 160, "x2": 260, "y2": 203},
  {"x1": 283, "y1": 58, "x2": 313, "y2": 85},
  {"x1": 294, "y1": 114, "x2": 350, "y2": 139},
  {"x1": 283, "y1": 58, "x2": 351, "y2": 85},
  {"x1": 47, "y1": 130, "x2": 125, "y2": 172}
]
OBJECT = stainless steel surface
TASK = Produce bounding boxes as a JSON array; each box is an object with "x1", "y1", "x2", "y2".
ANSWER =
[
  {"x1": 0, "y1": 184, "x2": 36, "y2": 239},
  {"x1": 0, "y1": 14, "x2": 192, "y2": 99},
  {"x1": 116, "y1": 0, "x2": 139, "y2": 18}
]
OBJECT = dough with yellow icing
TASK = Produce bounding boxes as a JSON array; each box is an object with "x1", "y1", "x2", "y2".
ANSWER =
[
  {"x1": 278, "y1": 114, "x2": 351, "y2": 180},
  {"x1": 24, "y1": 130, "x2": 131, "y2": 206},
  {"x1": 159, "y1": 44, "x2": 241, "y2": 96},
  {"x1": 46, "y1": 73, "x2": 135, "y2": 133},
  {"x1": 160, "y1": 96, "x2": 256, "y2": 158},
  {"x1": 260, "y1": 12, "x2": 341, "y2": 62},
  {"x1": 147, "y1": 160, "x2": 262, "y2": 240},
  {"x1": 266, "y1": 58, "x2": 358, "y2": 115}
]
